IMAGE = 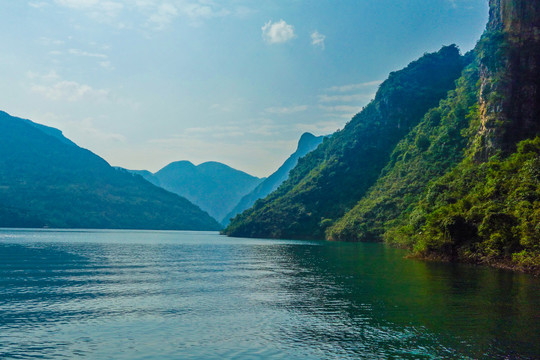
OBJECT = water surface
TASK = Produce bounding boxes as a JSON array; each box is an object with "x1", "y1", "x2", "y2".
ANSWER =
[{"x1": 0, "y1": 229, "x2": 539, "y2": 359}]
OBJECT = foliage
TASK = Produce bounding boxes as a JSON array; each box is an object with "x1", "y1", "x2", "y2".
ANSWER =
[
  {"x1": 388, "y1": 137, "x2": 540, "y2": 273},
  {"x1": 328, "y1": 60, "x2": 480, "y2": 242}
]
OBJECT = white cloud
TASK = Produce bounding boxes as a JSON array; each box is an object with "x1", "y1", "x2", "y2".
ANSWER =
[
  {"x1": 311, "y1": 31, "x2": 325, "y2": 49},
  {"x1": 99, "y1": 60, "x2": 114, "y2": 69},
  {"x1": 265, "y1": 105, "x2": 308, "y2": 115},
  {"x1": 148, "y1": 3, "x2": 178, "y2": 29},
  {"x1": 318, "y1": 93, "x2": 374, "y2": 103},
  {"x1": 29, "y1": 1, "x2": 49, "y2": 8},
  {"x1": 176, "y1": 119, "x2": 281, "y2": 140},
  {"x1": 66, "y1": 118, "x2": 126, "y2": 143},
  {"x1": 55, "y1": 0, "x2": 100, "y2": 9},
  {"x1": 327, "y1": 80, "x2": 382, "y2": 93},
  {"x1": 28, "y1": 71, "x2": 110, "y2": 102},
  {"x1": 296, "y1": 121, "x2": 341, "y2": 135},
  {"x1": 182, "y1": 3, "x2": 229, "y2": 19},
  {"x1": 27, "y1": 70, "x2": 61, "y2": 81},
  {"x1": 262, "y1": 20, "x2": 296, "y2": 44},
  {"x1": 47, "y1": 0, "x2": 238, "y2": 29},
  {"x1": 31, "y1": 81, "x2": 110, "y2": 102},
  {"x1": 68, "y1": 48, "x2": 108, "y2": 58},
  {"x1": 38, "y1": 37, "x2": 65, "y2": 46},
  {"x1": 54, "y1": 0, "x2": 124, "y2": 19},
  {"x1": 318, "y1": 105, "x2": 360, "y2": 113}
]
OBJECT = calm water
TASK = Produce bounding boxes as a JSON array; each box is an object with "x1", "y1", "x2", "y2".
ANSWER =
[{"x1": 0, "y1": 230, "x2": 539, "y2": 359}]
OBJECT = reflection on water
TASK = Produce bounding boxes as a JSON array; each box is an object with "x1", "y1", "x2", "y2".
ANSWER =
[{"x1": 0, "y1": 229, "x2": 538, "y2": 359}]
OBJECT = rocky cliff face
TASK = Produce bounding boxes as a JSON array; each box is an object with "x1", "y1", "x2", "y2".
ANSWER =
[{"x1": 477, "y1": 0, "x2": 540, "y2": 160}]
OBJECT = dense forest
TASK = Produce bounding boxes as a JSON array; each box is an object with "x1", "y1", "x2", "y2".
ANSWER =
[{"x1": 225, "y1": 0, "x2": 540, "y2": 273}]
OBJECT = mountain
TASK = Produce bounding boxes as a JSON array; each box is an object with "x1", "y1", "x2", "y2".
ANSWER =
[
  {"x1": 222, "y1": 132, "x2": 324, "y2": 226},
  {"x1": 226, "y1": 0, "x2": 540, "y2": 273},
  {"x1": 0, "y1": 111, "x2": 221, "y2": 230},
  {"x1": 225, "y1": 45, "x2": 466, "y2": 240},
  {"x1": 130, "y1": 161, "x2": 263, "y2": 223}
]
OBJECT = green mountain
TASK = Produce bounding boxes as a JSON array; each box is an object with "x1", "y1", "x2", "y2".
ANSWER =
[
  {"x1": 0, "y1": 111, "x2": 221, "y2": 230},
  {"x1": 226, "y1": 0, "x2": 540, "y2": 273},
  {"x1": 225, "y1": 45, "x2": 466, "y2": 240},
  {"x1": 129, "y1": 161, "x2": 263, "y2": 223},
  {"x1": 222, "y1": 132, "x2": 324, "y2": 226}
]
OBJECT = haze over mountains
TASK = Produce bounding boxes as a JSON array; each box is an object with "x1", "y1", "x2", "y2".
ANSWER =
[
  {"x1": 129, "y1": 161, "x2": 263, "y2": 223},
  {"x1": 128, "y1": 132, "x2": 324, "y2": 225},
  {"x1": 0, "y1": 108, "x2": 325, "y2": 231},
  {"x1": 0, "y1": 111, "x2": 220, "y2": 230},
  {"x1": 223, "y1": 132, "x2": 324, "y2": 225}
]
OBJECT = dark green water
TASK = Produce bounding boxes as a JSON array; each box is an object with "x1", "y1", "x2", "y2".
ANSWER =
[{"x1": 0, "y1": 229, "x2": 539, "y2": 359}]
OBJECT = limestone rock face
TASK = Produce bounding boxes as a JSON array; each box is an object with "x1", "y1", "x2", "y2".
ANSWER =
[{"x1": 478, "y1": 0, "x2": 540, "y2": 160}]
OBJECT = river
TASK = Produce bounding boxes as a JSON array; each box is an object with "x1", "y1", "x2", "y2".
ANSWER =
[{"x1": 0, "y1": 229, "x2": 538, "y2": 359}]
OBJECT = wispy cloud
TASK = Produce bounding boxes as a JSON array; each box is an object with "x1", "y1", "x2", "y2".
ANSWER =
[
  {"x1": 318, "y1": 93, "x2": 374, "y2": 103},
  {"x1": 99, "y1": 60, "x2": 114, "y2": 70},
  {"x1": 317, "y1": 79, "x2": 380, "y2": 120},
  {"x1": 296, "y1": 120, "x2": 341, "y2": 135},
  {"x1": 71, "y1": 117, "x2": 126, "y2": 142},
  {"x1": 68, "y1": 48, "x2": 108, "y2": 58},
  {"x1": 318, "y1": 105, "x2": 360, "y2": 113},
  {"x1": 148, "y1": 3, "x2": 178, "y2": 29},
  {"x1": 28, "y1": 1, "x2": 49, "y2": 8},
  {"x1": 48, "y1": 0, "x2": 241, "y2": 29},
  {"x1": 38, "y1": 37, "x2": 65, "y2": 46},
  {"x1": 265, "y1": 105, "x2": 308, "y2": 115},
  {"x1": 311, "y1": 31, "x2": 325, "y2": 49},
  {"x1": 28, "y1": 71, "x2": 110, "y2": 102},
  {"x1": 54, "y1": 0, "x2": 124, "y2": 18},
  {"x1": 262, "y1": 20, "x2": 296, "y2": 44},
  {"x1": 326, "y1": 80, "x2": 382, "y2": 93},
  {"x1": 31, "y1": 81, "x2": 110, "y2": 102}
]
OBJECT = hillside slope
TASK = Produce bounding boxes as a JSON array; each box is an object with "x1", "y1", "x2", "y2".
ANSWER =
[
  {"x1": 225, "y1": 45, "x2": 465, "y2": 240},
  {"x1": 0, "y1": 111, "x2": 221, "y2": 230},
  {"x1": 222, "y1": 132, "x2": 324, "y2": 226}
]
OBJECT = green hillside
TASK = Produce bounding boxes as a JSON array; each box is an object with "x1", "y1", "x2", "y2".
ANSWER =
[
  {"x1": 225, "y1": 0, "x2": 540, "y2": 273},
  {"x1": 0, "y1": 111, "x2": 221, "y2": 230},
  {"x1": 225, "y1": 45, "x2": 465, "y2": 239}
]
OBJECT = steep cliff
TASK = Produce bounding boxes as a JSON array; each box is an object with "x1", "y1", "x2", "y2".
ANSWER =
[
  {"x1": 380, "y1": 0, "x2": 540, "y2": 273},
  {"x1": 475, "y1": 0, "x2": 540, "y2": 160}
]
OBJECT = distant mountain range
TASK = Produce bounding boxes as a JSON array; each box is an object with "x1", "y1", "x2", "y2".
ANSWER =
[
  {"x1": 128, "y1": 161, "x2": 263, "y2": 223},
  {"x1": 128, "y1": 132, "x2": 324, "y2": 225},
  {"x1": 0, "y1": 111, "x2": 221, "y2": 230},
  {"x1": 223, "y1": 132, "x2": 324, "y2": 225}
]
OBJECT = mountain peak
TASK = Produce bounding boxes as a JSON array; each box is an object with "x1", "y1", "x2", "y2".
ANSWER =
[{"x1": 297, "y1": 132, "x2": 323, "y2": 152}]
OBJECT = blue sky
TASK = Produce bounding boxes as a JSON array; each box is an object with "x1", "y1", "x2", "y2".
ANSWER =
[{"x1": 1, "y1": 0, "x2": 488, "y2": 177}]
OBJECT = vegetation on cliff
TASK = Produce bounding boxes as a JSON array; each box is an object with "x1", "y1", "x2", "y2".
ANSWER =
[
  {"x1": 226, "y1": 0, "x2": 540, "y2": 273},
  {"x1": 225, "y1": 45, "x2": 465, "y2": 239}
]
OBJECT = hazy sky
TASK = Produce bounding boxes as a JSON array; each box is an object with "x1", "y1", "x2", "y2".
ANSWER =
[{"x1": 1, "y1": 0, "x2": 488, "y2": 177}]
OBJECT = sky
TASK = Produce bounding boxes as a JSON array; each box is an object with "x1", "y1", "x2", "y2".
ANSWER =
[{"x1": 0, "y1": 0, "x2": 488, "y2": 177}]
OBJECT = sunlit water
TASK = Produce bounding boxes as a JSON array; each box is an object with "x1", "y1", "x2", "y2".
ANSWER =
[{"x1": 0, "y1": 229, "x2": 539, "y2": 359}]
